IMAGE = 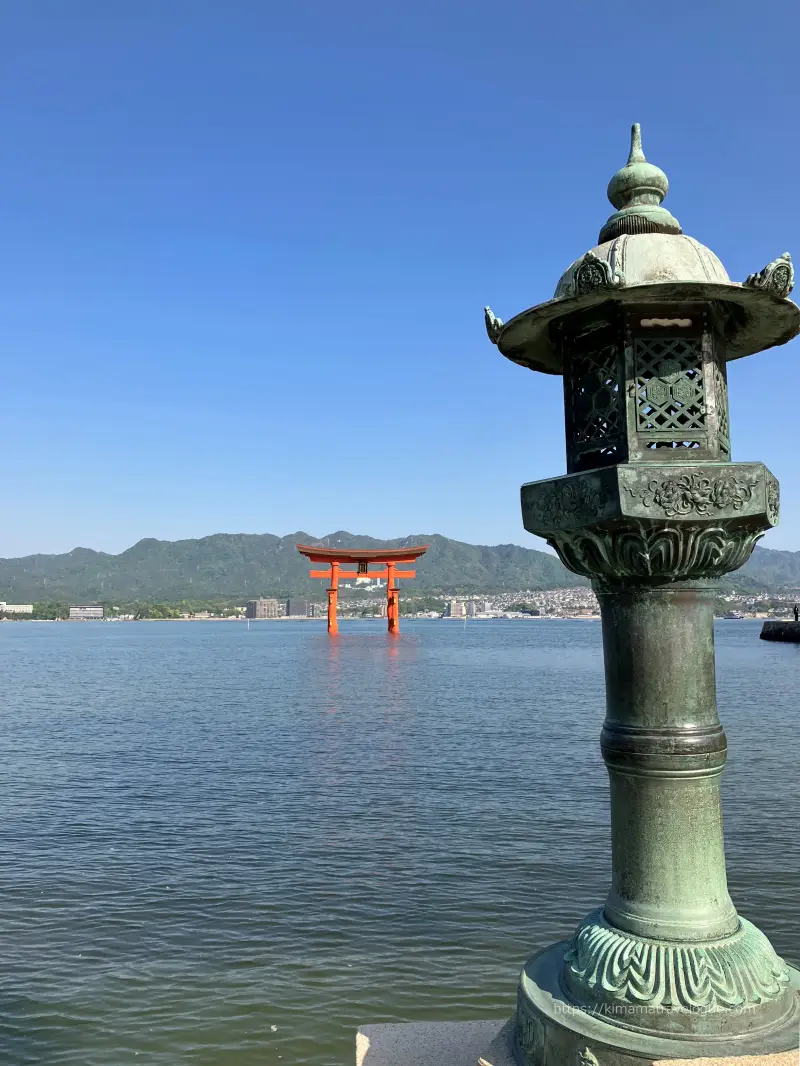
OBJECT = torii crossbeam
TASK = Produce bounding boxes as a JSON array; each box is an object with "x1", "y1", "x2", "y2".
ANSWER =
[{"x1": 296, "y1": 544, "x2": 429, "y2": 635}]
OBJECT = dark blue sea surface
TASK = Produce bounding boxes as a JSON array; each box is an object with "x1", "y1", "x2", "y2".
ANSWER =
[{"x1": 0, "y1": 619, "x2": 796, "y2": 1065}]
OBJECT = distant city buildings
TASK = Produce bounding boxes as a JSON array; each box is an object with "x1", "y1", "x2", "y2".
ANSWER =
[
  {"x1": 497, "y1": 588, "x2": 598, "y2": 617},
  {"x1": 325, "y1": 588, "x2": 601, "y2": 620},
  {"x1": 266, "y1": 585, "x2": 800, "y2": 622},
  {"x1": 69, "y1": 605, "x2": 104, "y2": 620},
  {"x1": 246, "y1": 598, "x2": 279, "y2": 619},
  {"x1": 0, "y1": 602, "x2": 33, "y2": 614}
]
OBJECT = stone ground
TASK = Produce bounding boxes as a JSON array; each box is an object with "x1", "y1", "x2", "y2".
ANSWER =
[{"x1": 355, "y1": 1020, "x2": 800, "y2": 1066}]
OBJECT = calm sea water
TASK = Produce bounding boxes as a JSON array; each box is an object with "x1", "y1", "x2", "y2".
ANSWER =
[{"x1": 0, "y1": 619, "x2": 797, "y2": 1065}]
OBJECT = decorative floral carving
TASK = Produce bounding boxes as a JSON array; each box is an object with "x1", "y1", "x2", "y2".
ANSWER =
[
  {"x1": 658, "y1": 358, "x2": 681, "y2": 382},
  {"x1": 526, "y1": 479, "x2": 602, "y2": 530},
  {"x1": 766, "y1": 472, "x2": 780, "y2": 525},
  {"x1": 564, "y1": 909, "x2": 790, "y2": 1013},
  {"x1": 627, "y1": 472, "x2": 753, "y2": 517},
  {"x1": 744, "y1": 252, "x2": 794, "y2": 299},
  {"x1": 548, "y1": 525, "x2": 764, "y2": 582},
  {"x1": 570, "y1": 251, "x2": 625, "y2": 298},
  {"x1": 484, "y1": 306, "x2": 504, "y2": 344},
  {"x1": 516, "y1": 992, "x2": 545, "y2": 1065}
]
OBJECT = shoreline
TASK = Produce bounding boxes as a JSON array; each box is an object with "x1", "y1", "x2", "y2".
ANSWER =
[{"x1": 3, "y1": 614, "x2": 778, "y2": 624}]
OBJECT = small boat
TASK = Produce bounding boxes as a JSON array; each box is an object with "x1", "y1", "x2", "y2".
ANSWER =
[{"x1": 723, "y1": 611, "x2": 744, "y2": 620}]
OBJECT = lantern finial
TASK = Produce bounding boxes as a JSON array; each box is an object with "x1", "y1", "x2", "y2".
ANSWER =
[
  {"x1": 627, "y1": 121, "x2": 646, "y2": 165},
  {"x1": 600, "y1": 123, "x2": 681, "y2": 242}
]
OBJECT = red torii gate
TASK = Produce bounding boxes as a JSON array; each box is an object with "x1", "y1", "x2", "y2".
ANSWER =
[{"x1": 296, "y1": 544, "x2": 429, "y2": 635}]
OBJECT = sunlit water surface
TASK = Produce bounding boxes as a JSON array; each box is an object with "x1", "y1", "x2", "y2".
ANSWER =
[{"x1": 0, "y1": 619, "x2": 797, "y2": 1065}]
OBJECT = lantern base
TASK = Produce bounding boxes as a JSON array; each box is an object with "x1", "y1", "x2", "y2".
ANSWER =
[{"x1": 512, "y1": 941, "x2": 800, "y2": 1066}]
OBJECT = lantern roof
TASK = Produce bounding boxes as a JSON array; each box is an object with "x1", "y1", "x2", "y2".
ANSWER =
[{"x1": 485, "y1": 125, "x2": 799, "y2": 375}]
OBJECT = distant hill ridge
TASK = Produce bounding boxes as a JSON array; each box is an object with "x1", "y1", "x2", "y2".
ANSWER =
[{"x1": 0, "y1": 531, "x2": 797, "y2": 603}]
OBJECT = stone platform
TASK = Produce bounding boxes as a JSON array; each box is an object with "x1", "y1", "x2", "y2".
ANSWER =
[
  {"x1": 760, "y1": 621, "x2": 800, "y2": 642},
  {"x1": 355, "y1": 1020, "x2": 508, "y2": 1066},
  {"x1": 355, "y1": 1018, "x2": 800, "y2": 1066}
]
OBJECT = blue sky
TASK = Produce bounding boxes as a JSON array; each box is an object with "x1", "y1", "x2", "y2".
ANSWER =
[{"x1": 3, "y1": 0, "x2": 800, "y2": 557}]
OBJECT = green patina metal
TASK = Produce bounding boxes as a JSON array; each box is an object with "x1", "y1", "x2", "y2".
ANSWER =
[
  {"x1": 600, "y1": 123, "x2": 681, "y2": 243},
  {"x1": 486, "y1": 125, "x2": 800, "y2": 1064}
]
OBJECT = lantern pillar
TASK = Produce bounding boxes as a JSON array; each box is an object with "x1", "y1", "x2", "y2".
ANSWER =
[
  {"x1": 597, "y1": 582, "x2": 735, "y2": 943},
  {"x1": 486, "y1": 125, "x2": 800, "y2": 1064}
]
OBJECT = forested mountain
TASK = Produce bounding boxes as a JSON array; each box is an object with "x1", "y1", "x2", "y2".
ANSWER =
[
  {"x1": 736, "y1": 548, "x2": 800, "y2": 590},
  {"x1": 0, "y1": 531, "x2": 797, "y2": 603}
]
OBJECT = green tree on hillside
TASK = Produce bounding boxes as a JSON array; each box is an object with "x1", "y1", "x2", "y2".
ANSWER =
[{"x1": 135, "y1": 604, "x2": 181, "y2": 620}]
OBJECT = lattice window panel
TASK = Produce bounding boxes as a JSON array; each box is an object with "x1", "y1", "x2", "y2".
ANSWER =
[
  {"x1": 712, "y1": 361, "x2": 731, "y2": 458},
  {"x1": 634, "y1": 336, "x2": 705, "y2": 448},
  {"x1": 570, "y1": 341, "x2": 623, "y2": 462},
  {"x1": 563, "y1": 315, "x2": 627, "y2": 471}
]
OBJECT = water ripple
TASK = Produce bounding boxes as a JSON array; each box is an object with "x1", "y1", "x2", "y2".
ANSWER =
[{"x1": 0, "y1": 619, "x2": 795, "y2": 1064}]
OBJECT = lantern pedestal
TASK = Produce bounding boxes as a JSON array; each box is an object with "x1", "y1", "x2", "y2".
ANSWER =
[{"x1": 513, "y1": 945, "x2": 800, "y2": 1066}]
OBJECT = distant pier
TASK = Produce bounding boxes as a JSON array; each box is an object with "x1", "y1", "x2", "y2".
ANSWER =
[{"x1": 760, "y1": 621, "x2": 800, "y2": 643}]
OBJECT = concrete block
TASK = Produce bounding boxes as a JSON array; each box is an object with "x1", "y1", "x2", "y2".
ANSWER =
[{"x1": 355, "y1": 1019, "x2": 508, "y2": 1066}]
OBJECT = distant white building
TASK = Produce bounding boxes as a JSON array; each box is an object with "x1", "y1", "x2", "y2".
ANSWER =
[
  {"x1": 0, "y1": 602, "x2": 33, "y2": 614},
  {"x1": 445, "y1": 599, "x2": 466, "y2": 618},
  {"x1": 69, "y1": 605, "x2": 104, "y2": 620}
]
